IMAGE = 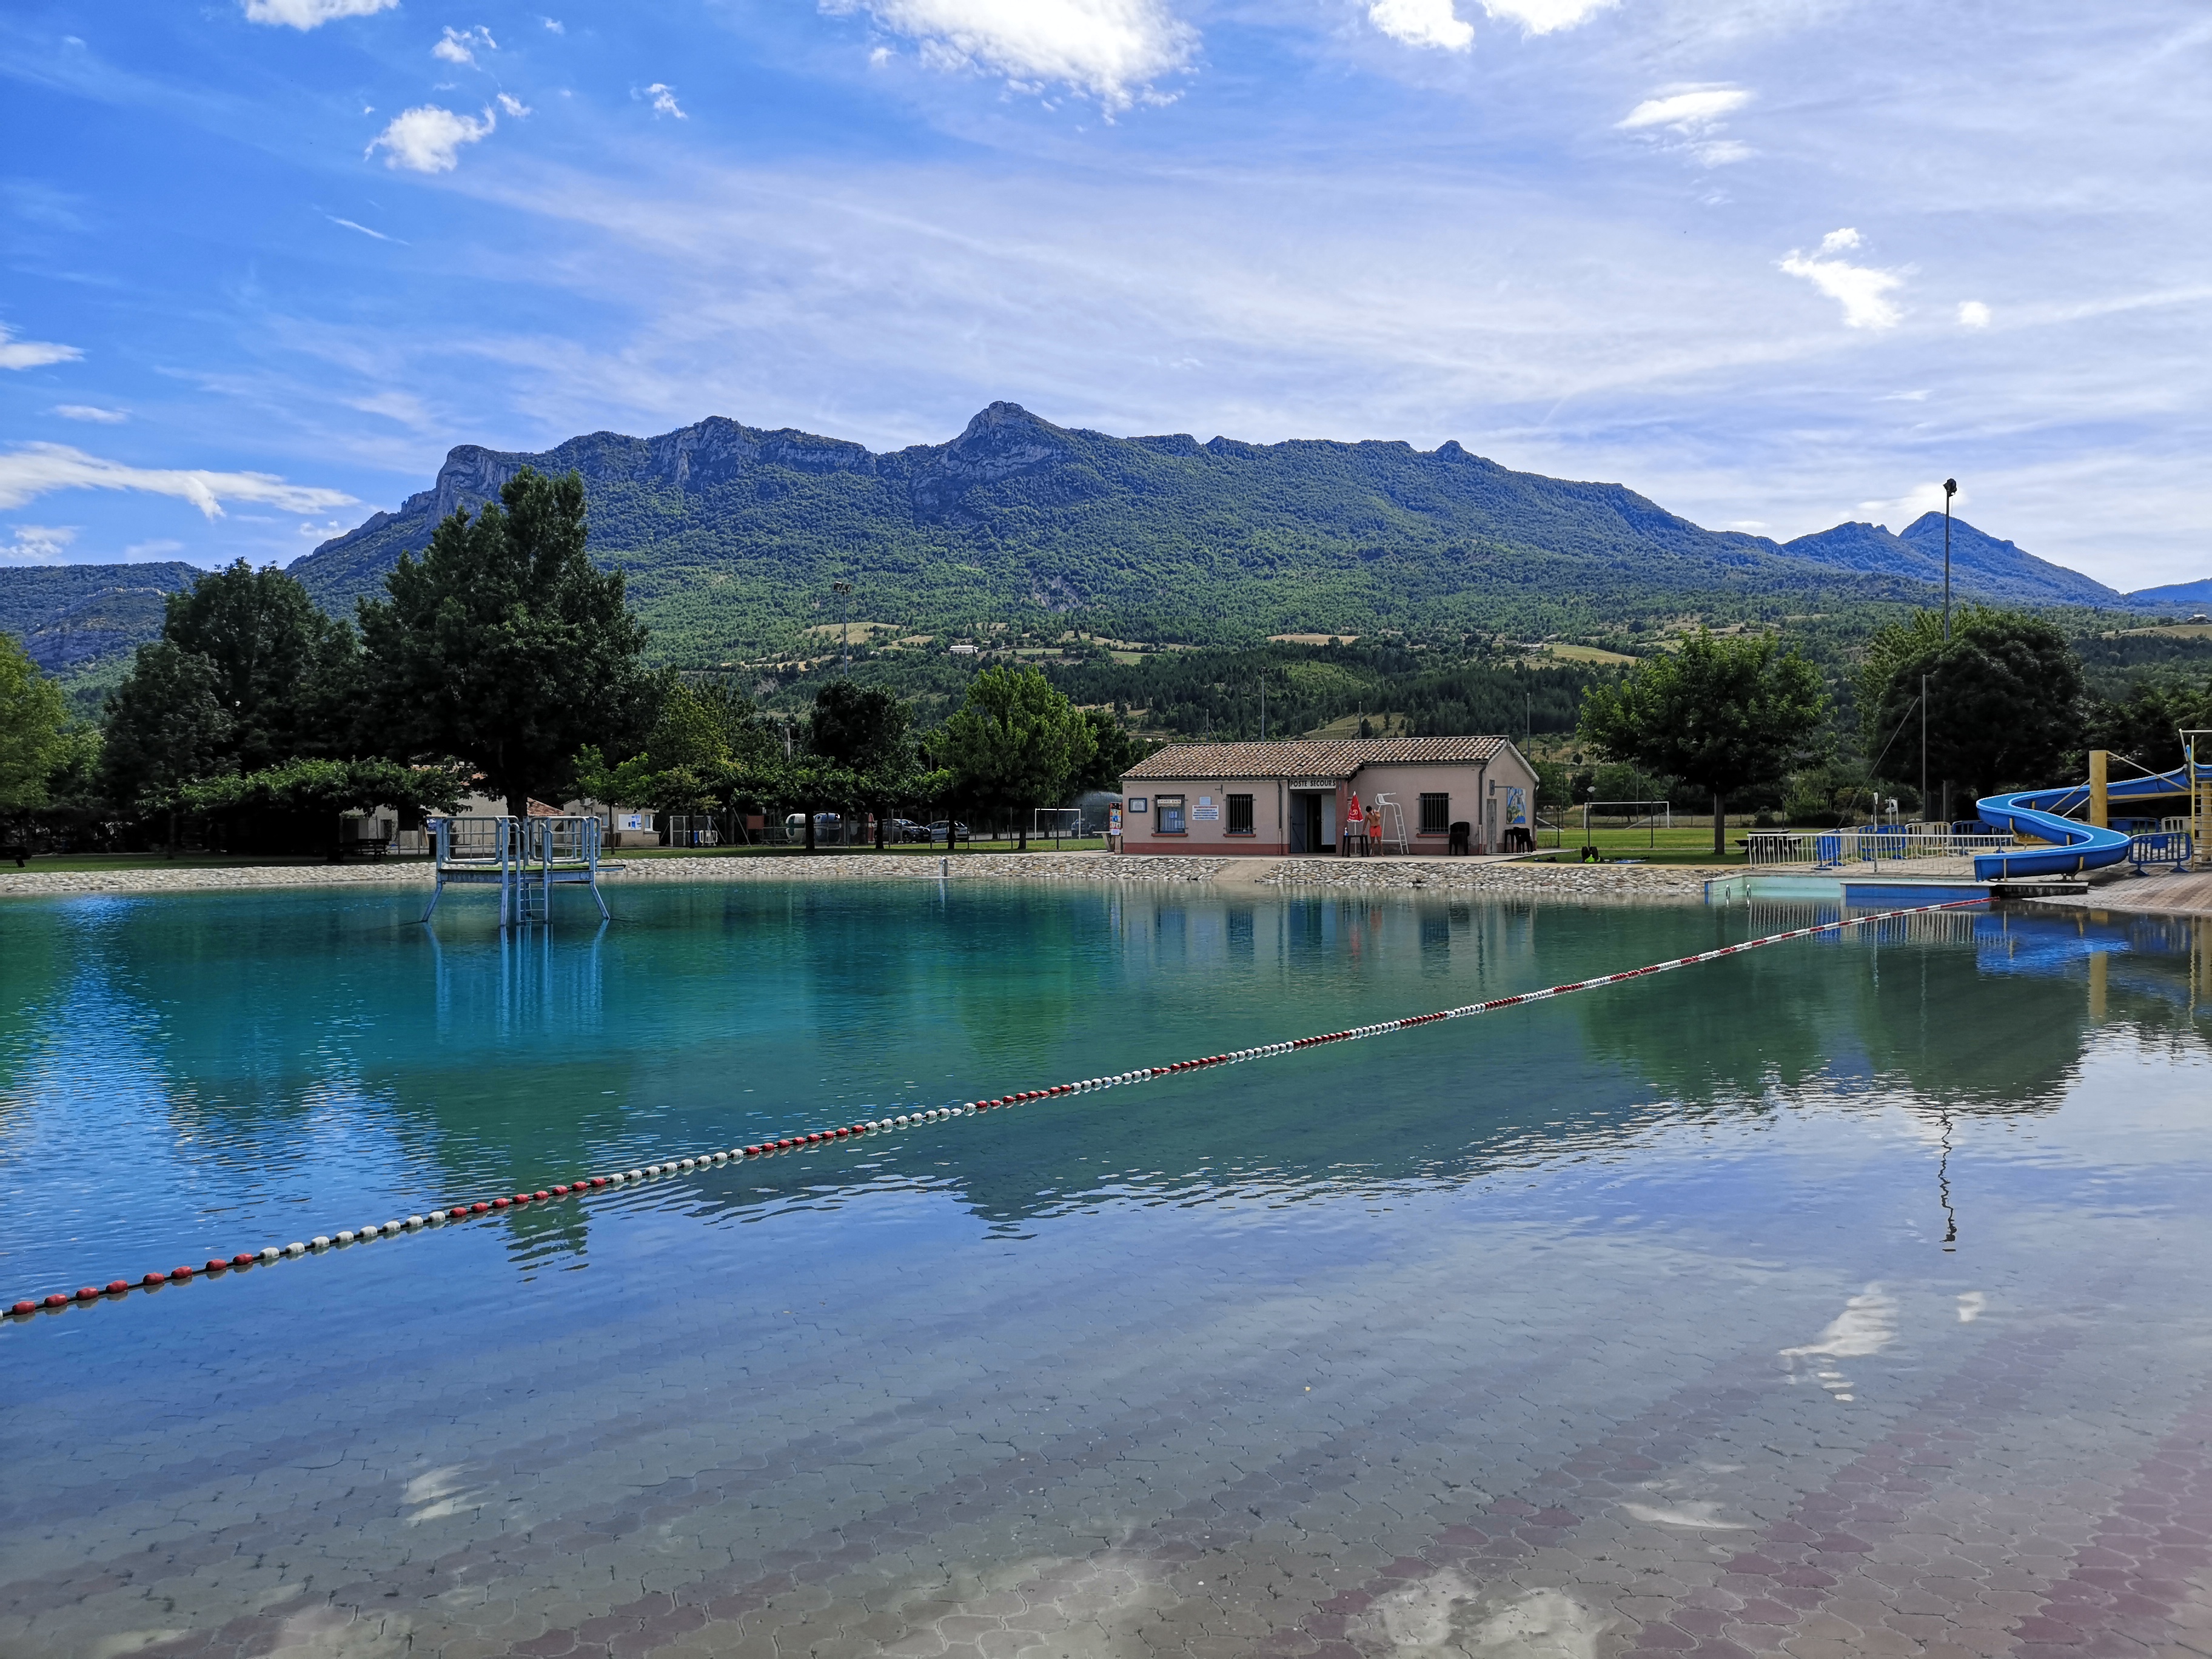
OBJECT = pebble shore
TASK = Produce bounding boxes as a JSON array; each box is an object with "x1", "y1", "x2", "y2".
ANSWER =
[{"x1": 0, "y1": 851, "x2": 1725, "y2": 901}]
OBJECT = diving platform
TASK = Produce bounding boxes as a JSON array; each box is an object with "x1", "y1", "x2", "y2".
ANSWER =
[{"x1": 423, "y1": 816, "x2": 609, "y2": 927}]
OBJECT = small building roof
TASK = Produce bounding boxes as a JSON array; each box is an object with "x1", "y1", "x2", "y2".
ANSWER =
[{"x1": 1122, "y1": 736, "x2": 1515, "y2": 781}]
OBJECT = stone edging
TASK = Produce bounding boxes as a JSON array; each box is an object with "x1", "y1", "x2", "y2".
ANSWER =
[{"x1": 0, "y1": 851, "x2": 1721, "y2": 902}]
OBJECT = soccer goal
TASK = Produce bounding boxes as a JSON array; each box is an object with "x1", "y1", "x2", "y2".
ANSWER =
[
  {"x1": 1032, "y1": 807, "x2": 1083, "y2": 845},
  {"x1": 1581, "y1": 800, "x2": 1673, "y2": 850}
]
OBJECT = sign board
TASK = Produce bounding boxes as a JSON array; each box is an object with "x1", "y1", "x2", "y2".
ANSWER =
[
  {"x1": 1192, "y1": 806, "x2": 1219, "y2": 821},
  {"x1": 1109, "y1": 807, "x2": 1122, "y2": 835},
  {"x1": 1504, "y1": 788, "x2": 1527, "y2": 828},
  {"x1": 1128, "y1": 798, "x2": 1148, "y2": 813}
]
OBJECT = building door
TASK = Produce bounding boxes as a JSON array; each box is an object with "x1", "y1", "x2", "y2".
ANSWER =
[{"x1": 1290, "y1": 792, "x2": 1324, "y2": 854}]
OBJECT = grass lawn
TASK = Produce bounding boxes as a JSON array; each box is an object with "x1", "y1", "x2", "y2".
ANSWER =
[{"x1": 4, "y1": 851, "x2": 431, "y2": 873}]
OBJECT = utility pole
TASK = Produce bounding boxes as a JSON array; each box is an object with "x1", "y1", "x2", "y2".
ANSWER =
[
  {"x1": 1940, "y1": 479, "x2": 1957, "y2": 823},
  {"x1": 1920, "y1": 673, "x2": 1928, "y2": 826},
  {"x1": 1942, "y1": 480, "x2": 1956, "y2": 642},
  {"x1": 1259, "y1": 672, "x2": 1267, "y2": 741},
  {"x1": 833, "y1": 580, "x2": 853, "y2": 668}
]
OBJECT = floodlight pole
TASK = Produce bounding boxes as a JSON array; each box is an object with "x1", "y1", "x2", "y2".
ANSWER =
[
  {"x1": 833, "y1": 580, "x2": 853, "y2": 668},
  {"x1": 1939, "y1": 478, "x2": 1957, "y2": 824},
  {"x1": 1942, "y1": 480, "x2": 1956, "y2": 643},
  {"x1": 1259, "y1": 673, "x2": 1267, "y2": 741}
]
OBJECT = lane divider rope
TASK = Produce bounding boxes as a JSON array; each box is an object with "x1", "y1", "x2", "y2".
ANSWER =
[{"x1": 6, "y1": 897, "x2": 1986, "y2": 1323}]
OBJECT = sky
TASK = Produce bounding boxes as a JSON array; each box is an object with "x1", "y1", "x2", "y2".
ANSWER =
[{"x1": 1, "y1": 0, "x2": 2207, "y2": 589}]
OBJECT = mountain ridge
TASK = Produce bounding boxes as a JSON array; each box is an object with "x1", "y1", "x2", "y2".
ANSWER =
[{"x1": 284, "y1": 402, "x2": 2143, "y2": 658}]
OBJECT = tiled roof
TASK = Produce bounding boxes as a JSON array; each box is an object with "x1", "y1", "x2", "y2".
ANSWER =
[{"x1": 1121, "y1": 736, "x2": 1513, "y2": 780}]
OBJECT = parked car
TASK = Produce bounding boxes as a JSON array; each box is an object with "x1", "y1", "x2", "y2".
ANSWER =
[
  {"x1": 886, "y1": 818, "x2": 931, "y2": 843},
  {"x1": 926, "y1": 820, "x2": 970, "y2": 845}
]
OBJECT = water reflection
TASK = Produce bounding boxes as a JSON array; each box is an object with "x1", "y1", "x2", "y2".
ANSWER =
[{"x1": 1, "y1": 883, "x2": 2205, "y2": 1290}]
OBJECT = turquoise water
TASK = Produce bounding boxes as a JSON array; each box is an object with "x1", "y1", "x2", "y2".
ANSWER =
[{"x1": 2, "y1": 880, "x2": 2210, "y2": 1659}]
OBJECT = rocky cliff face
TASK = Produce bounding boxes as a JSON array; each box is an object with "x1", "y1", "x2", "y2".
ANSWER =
[{"x1": 278, "y1": 400, "x2": 2130, "y2": 658}]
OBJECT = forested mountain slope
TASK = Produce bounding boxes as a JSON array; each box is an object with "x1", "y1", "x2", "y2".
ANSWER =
[{"x1": 287, "y1": 402, "x2": 2118, "y2": 657}]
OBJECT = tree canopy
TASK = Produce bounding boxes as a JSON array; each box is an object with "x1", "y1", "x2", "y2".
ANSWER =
[
  {"x1": 0, "y1": 631, "x2": 67, "y2": 819},
  {"x1": 1860, "y1": 608, "x2": 2087, "y2": 809},
  {"x1": 158, "y1": 557, "x2": 360, "y2": 771},
  {"x1": 359, "y1": 467, "x2": 656, "y2": 818},
  {"x1": 98, "y1": 641, "x2": 232, "y2": 830},
  {"x1": 1577, "y1": 631, "x2": 1830, "y2": 852},
  {"x1": 934, "y1": 665, "x2": 1095, "y2": 848}
]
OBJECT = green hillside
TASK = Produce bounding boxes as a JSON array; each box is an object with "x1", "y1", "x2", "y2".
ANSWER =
[{"x1": 287, "y1": 402, "x2": 1954, "y2": 657}]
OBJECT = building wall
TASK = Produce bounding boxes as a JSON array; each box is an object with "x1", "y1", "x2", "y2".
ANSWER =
[
  {"x1": 1119, "y1": 749, "x2": 1540, "y2": 856},
  {"x1": 1120, "y1": 774, "x2": 1295, "y2": 855}
]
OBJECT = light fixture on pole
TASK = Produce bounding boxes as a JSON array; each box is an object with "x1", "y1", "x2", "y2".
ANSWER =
[{"x1": 1942, "y1": 479, "x2": 1957, "y2": 642}]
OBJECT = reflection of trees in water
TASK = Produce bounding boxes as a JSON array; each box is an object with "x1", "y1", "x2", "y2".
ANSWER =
[{"x1": 1577, "y1": 904, "x2": 2210, "y2": 1116}]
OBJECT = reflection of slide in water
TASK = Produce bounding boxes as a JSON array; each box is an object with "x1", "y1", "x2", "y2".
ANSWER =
[{"x1": 1976, "y1": 759, "x2": 2209, "y2": 879}]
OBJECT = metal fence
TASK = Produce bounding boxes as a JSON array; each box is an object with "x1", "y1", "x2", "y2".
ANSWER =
[{"x1": 1745, "y1": 828, "x2": 2017, "y2": 868}]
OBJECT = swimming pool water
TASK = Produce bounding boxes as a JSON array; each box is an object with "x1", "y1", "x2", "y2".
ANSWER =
[{"x1": 2, "y1": 880, "x2": 2209, "y2": 1659}]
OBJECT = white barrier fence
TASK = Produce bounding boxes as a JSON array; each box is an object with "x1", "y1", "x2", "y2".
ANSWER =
[{"x1": 1745, "y1": 828, "x2": 2016, "y2": 868}]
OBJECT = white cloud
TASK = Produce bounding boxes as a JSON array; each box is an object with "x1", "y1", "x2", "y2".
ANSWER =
[
  {"x1": 822, "y1": 0, "x2": 1196, "y2": 110},
  {"x1": 1958, "y1": 299, "x2": 1991, "y2": 328},
  {"x1": 0, "y1": 443, "x2": 356, "y2": 520},
  {"x1": 434, "y1": 25, "x2": 497, "y2": 65},
  {"x1": 1780, "y1": 228, "x2": 1905, "y2": 329},
  {"x1": 642, "y1": 82, "x2": 688, "y2": 119},
  {"x1": 1479, "y1": 0, "x2": 1614, "y2": 33},
  {"x1": 328, "y1": 215, "x2": 397, "y2": 241},
  {"x1": 0, "y1": 325, "x2": 84, "y2": 371},
  {"x1": 367, "y1": 105, "x2": 497, "y2": 173},
  {"x1": 1858, "y1": 480, "x2": 1962, "y2": 521},
  {"x1": 1620, "y1": 85, "x2": 1754, "y2": 166},
  {"x1": 497, "y1": 92, "x2": 532, "y2": 117},
  {"x1": 1369, "y1": 0, "x2": 1472, "y2": 52},
  {"x1": 2, "y1": 525, "x2": 77, "y2": 565},
  {"x1": 124, "y1": 539, "x2": 186, "y2": 558},
  {"x1": 241, "y1": 0, "x2": 399, "y2": 27},
  {"x1": 52, "y1": 404, "x2": 128, "y2": 423},
  {"x1": 542, "y1": 16, "x2": 564, "y2": 31},
  {"x1": 1619, "y1": 88, "x2": 1751, "y2": 131}
]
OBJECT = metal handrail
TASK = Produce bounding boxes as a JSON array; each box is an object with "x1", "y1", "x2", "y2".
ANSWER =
[{"x1": 1746, "y1": 829, "x2": 2016, "y2": 868}]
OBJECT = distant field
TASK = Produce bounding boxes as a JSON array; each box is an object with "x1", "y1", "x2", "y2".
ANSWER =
[
  {"x1": 1530, "y1": 642, "x2": 1638, "y2": 665},
  {"x1": 1303, "y1": 710, "x2": 1412, "y2": 739},
  {"x1": 1268, "y1": 632, "x2": 1361, "y2": 645}
]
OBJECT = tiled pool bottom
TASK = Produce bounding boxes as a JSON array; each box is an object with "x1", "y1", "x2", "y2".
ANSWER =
[{"x1": 2, "y1": 890, "x2": 2210, "y2": 1658}]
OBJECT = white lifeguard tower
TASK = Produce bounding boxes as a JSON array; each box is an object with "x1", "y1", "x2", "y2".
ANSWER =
[{"x1": 423, "y1": 816, "x2": 609, "y2": 926}]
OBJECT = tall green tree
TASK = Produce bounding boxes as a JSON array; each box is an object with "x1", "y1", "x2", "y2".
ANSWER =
[
  {"x1": 936, "y1": 665, "x2": 1095, "y2": 850},
  {"x1": 1, "y1": 632, "x2": 67, "y2": 826},
  {"x1": 359, "y1": 468, "x2": 656, "y2": 818},
  {"x1": 98, "y1": 642, "x2": 232, "y2": 848},
  {"x1": 574, "y1": 677, "x2": 778, "y2": 815},
  {"x1": 1578, "y1": 631, "x2": 1829, "y2": 854},
  {"x1": 1070, "y1": 708, "x2": 1150, "y2": 794},
  {"x1": 809, "y1": 679, "x2": 921, "y2": 848},
  {"x1": 1860, "y1": 607, "x2": 2086, "y2": 812},
  {"x1": 2086, "y1": 675, "x2": 2210, "y2": 776},
  {"x1": 158, "y1": 558, "x2": 361, "y2": 771},
  {"x1": 809, "y1": 679, "x2": 909, "y2": 772},
  {"x1": 101, "y1": 560, "x2": 363, "y2": 823}
]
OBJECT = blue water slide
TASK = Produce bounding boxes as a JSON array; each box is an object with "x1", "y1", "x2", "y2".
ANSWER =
[{"x1": 1973, "y1": 760, "x2": 2205, "y2": 880}]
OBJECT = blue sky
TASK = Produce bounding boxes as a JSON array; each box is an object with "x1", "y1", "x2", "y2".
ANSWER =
[{"x1": 1, "y1": 0, "x2": 2206, "y2": 588}]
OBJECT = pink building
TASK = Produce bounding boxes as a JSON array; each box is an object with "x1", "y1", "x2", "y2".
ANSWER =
[{"x1": 1118, "y1": 737, "x2": 1540, "y2": 856}]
